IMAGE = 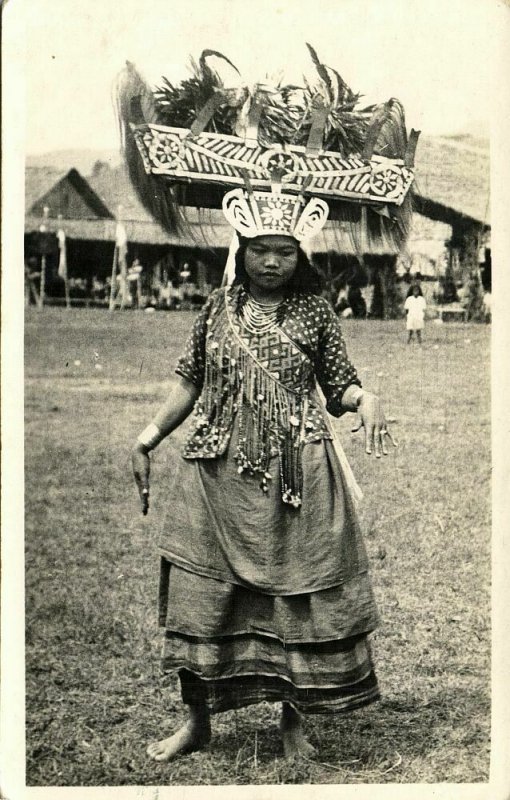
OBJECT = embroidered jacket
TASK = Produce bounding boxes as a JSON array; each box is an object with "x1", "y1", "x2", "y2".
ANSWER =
[{"x1": 175, "y1": 285, "x2": 361, "y2": 505}]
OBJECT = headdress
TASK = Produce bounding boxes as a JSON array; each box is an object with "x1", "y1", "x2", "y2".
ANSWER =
[
  {"x1": 221, "y1": 189, "x2": 329, "y2": 240},
  {"x1": 116, "y1": 45, "x2": 419, "y2": 251}
]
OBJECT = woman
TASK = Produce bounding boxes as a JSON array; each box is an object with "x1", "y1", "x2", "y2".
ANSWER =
[{"x1": 132, "y1": 233, "x2": 395, "y2": 762}]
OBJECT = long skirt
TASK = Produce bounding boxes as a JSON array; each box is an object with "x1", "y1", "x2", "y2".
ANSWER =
[{"x1": 157, "y1": 434, "x2": 380, "y2": 715}]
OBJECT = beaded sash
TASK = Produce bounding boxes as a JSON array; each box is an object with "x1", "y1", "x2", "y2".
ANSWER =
[{"x1": 190, "y1": 289, "x2": 313, "y2": 507}]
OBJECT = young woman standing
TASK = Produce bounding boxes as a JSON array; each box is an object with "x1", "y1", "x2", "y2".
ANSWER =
[{"x1": 132, "y1": 228, "x2": 395, "y2": 761}]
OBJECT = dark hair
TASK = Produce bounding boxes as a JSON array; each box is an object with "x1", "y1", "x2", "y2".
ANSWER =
[
  {"x1": 407, "y1": 283, "x2": 423, "y2": 297},
  {"x1": 233, "y1": 238, "x2": 324, "y2": 295}
]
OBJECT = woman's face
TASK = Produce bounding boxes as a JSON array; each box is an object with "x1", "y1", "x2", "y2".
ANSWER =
[{"x1": 244, "y1": 235, "x2": 299, "y2": 294}]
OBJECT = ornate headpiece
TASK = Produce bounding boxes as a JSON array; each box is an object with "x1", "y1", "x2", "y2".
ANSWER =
[
  {"x1": 117, "y1": 46, "x2": 419, "y2": 250},
  {"x1": 221, "y1": 189, "x2": 329, "y2": 240}
]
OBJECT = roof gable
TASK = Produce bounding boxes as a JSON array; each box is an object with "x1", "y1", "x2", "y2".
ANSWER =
[{"x1": 27, "y1": 167, "x2": 114, "y2": 220}]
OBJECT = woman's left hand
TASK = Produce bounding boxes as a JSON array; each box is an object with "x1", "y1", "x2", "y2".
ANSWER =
[{"x1": 351, "y1": 391, "x2": 397, "y2": 457}]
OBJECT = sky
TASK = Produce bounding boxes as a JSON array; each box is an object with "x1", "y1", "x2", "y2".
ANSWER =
[{"x1": 12, "y1": 0, "x2": 502, "y2": 156}]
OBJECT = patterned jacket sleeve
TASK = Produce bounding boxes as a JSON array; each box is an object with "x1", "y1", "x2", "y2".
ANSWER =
[
  {"x1": 175, "y1": 291, "x2": 219, "y2": 390},
  {"x1": 314, "y1": 297, "x2": 361, "y2": 416}
]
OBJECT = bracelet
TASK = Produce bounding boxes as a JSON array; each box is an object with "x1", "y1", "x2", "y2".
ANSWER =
[{"x1": 137, "y1": 422, "x2": 164, "y2": 451}]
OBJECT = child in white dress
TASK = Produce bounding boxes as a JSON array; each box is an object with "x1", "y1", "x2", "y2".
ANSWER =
[{"x1": 404, "y1": 284, "x2": 426, "y2": 344}]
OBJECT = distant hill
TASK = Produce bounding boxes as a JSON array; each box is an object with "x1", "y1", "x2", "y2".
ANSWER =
[
  {"x1": 26, "y1": 148, "x2": 121, "y2": 175},
  {"x1": 439, "y1": 134, "x2": 489, "y2": 153},
  {"x1": 449, "y1": 118, "x2": 489, "y2": 140}
]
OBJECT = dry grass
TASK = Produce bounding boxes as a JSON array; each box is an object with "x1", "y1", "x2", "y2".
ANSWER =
[{"x1": 25, "y1": 308, "x2": 490, "y2": 786}]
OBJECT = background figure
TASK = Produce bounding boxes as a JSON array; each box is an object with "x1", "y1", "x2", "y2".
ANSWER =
[
  {"x1": 482, "y1": 291, "x2": 491, "y2": 323},
  {"x1": 334, "y1": 286, "x2": 350, "y2": 316},
  {"x1": 127, "y1": 259, "x2": 143, "y2": 308},
  {"x1": 347, "y1": 286, "x2": 367, "y2": 319},
  {"x1": 404, "y1": 284, "x2": 427, "y2": 344}
]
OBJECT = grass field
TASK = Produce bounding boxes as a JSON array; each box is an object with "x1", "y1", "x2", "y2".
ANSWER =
[{"x1": 24, "y1": 307, "x2": 491, "y2": 786}]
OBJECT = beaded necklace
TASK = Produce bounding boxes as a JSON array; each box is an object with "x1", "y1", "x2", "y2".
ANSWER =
[{"x1": 240, "y1": 294, "x2": 285, "y2": 335}]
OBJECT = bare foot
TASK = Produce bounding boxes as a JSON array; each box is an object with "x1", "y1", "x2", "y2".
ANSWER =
[
  {"x1": 147, "y1": 719, "x2": 211, "y2": 762},
  {"x1": 279, "y1": 706, "x2": 316, "y2": 760}
]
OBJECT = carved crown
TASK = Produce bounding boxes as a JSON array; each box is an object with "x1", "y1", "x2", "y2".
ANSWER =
[{"x1": 221, "y1": 188, "x2": 329, "y2": 241}]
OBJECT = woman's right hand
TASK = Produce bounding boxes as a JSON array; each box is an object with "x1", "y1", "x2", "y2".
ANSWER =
[
  {"x1": 130, "y1": 378, "x2": 200, "y2": 515},
  {"x1": 132, "y1": 443, "x2": 150, "y2": 515}
]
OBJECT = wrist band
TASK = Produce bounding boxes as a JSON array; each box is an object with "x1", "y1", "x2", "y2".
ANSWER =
[{"x1": 137, "y1": 422, "x2": 164, "y2": 451}]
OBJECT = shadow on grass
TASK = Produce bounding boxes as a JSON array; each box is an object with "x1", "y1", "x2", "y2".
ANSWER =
[
  {"x1": 308, "y1": 689, "x2": 490, "y2": 782},
  {"x1": 133, "y1": 688, "x2": 489, "y2": 785},
  {"x1": 197, "y1": 686, "x2": 490, "y2": 784}
]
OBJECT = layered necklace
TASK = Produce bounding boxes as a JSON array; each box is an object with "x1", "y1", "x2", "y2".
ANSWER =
[{"x1": 240, "y1": 294, "x2": 285, "y2": 335}]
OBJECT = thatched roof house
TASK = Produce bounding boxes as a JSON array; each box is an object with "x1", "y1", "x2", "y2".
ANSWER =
[
  {"x1": 24, "y1": 164, "x2": 232, "y2": 291},
  {"x1": 407, "y1": 135, "x2": 490, "y2": 274},
  {"x1": 25, "y1": 165, "x2": 194, "y2": 246},
  {"x1": 414, "y1": 135, "x2": 490, "y2": 228}
]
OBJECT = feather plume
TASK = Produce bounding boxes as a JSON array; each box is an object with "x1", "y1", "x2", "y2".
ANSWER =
[
  {"x1": 151, "y1": 46, "x2": 371, "y2": 155},
  {"x1": 373, "y1": 98, "x2": 408, "y2": 158},
  {"x1": 114, "y1": 61, "x2": 188, "y2": 234}
]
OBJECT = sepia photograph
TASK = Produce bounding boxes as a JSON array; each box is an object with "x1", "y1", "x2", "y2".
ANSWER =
[{"x1": 2, "y1": 0, "x2": 510, "y2": 796}]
